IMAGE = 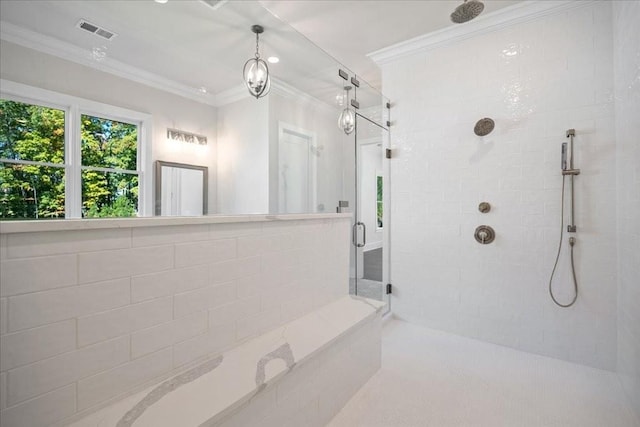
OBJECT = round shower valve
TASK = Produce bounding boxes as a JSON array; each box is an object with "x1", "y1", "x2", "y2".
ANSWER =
[{"x1": 474, "y1": 225, "x2": 495, "y2": 244}]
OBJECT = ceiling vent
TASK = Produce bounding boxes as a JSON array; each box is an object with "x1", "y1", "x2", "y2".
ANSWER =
[
  {"x1": 200, "y1": 0, "x2": 229, "y2": 11},
  {"x1": 76, "y1": 19, "x2": 117, "y2": 41}
]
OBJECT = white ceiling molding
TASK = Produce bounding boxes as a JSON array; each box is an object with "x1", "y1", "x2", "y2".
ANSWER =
[
  {"x1": 368, "y1": 0, "x2": 596, "y2": 65},
  {"x1": 0, "y1": 21, "x2": 218, "y2": 107},
  {"x1": 215, "y1": 77, "x2": 335, "y2": 114},
  {"x1": 270, "y1": 78, "x2": 335, "y2": 114}
]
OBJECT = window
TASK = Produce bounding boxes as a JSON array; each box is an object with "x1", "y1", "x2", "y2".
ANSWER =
[
  {"x1": 376, "y1": 173, "x2": 383, "y2": 230},
  {"x1": 0, "y1": 81, "x2": 151, "y2": 219}
]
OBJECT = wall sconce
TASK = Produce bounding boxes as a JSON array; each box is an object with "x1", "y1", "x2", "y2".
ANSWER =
[
  {"x1": 243, "y1": 25, "x2": 270, "y2": 99},
  {"x1": 167, "y1": 128, "x2": 207, "y2": 145},
  {"x1": 338, "y1": 85, "x2": 355, "y2": 135}
]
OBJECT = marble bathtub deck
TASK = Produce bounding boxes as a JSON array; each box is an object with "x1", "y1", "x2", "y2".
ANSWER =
[
  {"x1": 67, "y1": 295, "x2": 385, "y2": 427},
  {"x1": 329, "y1": 319, "x2": 640, "y2": 427}
]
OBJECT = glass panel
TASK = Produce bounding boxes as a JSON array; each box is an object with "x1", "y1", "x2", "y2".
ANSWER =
[
  {"x1": 0, "y1": 162, "x2": 65, "y2": 219},
  {"x1": 0, "y1": 99, "x2": 65, "y2": 164},
  {"x1": 82, "y1": 169, "x2": 138, "y2": 218},
  {"x1": 81, "y1": 114, "x2": 137, "y2": 170}
]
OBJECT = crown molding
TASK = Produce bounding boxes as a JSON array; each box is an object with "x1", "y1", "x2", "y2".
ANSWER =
[
  {"x1": 0, "y1": 21, "x2": 218, "y2": 107},
  {"x1": 215, "y1": 77, "x2": 335, "y2": 115},
  {"x1": 368, "y1": 0, "x2": 598, "y2": 65}
]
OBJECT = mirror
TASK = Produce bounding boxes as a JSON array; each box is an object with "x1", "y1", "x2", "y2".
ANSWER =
[
  {"x1": 155, "y1": 161, "x2": 208, "y2": 216},
  {"x1": 0, "y1": 0, "x2": 388, "y2": 219}
]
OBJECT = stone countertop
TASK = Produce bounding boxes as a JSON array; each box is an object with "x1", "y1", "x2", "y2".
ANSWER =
[
  {"x1": 0, "y1": 213, "x2": 353, "y2": 234},
  {"x1": 66, "y1": 295, "x2": 385, "y2": 427}
]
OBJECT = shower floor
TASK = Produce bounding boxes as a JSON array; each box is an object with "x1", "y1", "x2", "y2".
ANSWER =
[{"x1": 328, "y1": 319, "x2": 639, "y2": 427}]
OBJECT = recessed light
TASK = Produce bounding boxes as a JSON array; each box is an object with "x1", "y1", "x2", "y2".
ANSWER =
[
  {"x1": 267, "y1": 56, "x2": 279, "y2": 64},
  {"x1": 198, "y1": 87, "x2": 208, "y2": 94},
  {"x1": 154, "y1": 0, "x2": 168, "y2": 4}
]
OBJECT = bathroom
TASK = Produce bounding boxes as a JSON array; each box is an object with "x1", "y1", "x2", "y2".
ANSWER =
[{"x1": 0, "y1": 0, "x2": 638, "y2": 426}]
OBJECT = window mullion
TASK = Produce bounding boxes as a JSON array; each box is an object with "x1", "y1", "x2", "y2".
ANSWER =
[{"x1": 66, "y1": 105, "x2": 82, "y2": 218}]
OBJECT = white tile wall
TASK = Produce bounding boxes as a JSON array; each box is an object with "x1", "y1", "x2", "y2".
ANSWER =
[
  {"x1": 613, "y1": 0, "x2": 640, "y2": 421},
  {"x1": 382, "y1": 2, "x2": 618, "y2": 370},
  {"x1": 0, "y1": 218, "x2": 350, "y2": 426}
]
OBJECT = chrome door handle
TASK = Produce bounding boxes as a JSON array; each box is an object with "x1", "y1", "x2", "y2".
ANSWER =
[{"x1": 356, "y1": 221, "x2": 366, "y2": 248}]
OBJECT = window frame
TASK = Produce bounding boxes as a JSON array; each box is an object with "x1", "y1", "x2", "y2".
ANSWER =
[{"x1": 0, "y1": 79, "x2": 153, "y2": 218}]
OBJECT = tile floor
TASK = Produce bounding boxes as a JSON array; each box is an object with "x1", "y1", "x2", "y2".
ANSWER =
[{"x1": 329, "y1": 318, "x2": 639, "y2": 427}]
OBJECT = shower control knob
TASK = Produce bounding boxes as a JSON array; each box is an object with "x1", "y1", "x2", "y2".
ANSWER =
[
  {"x1": 474, "y1": 225, "x2": 495, "y2": 244},
  {"x1": 478, "y1": 202, "x2": 491, "y2": 213}
]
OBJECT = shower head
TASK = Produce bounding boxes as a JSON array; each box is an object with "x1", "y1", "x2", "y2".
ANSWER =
[{"x1": 450, "y1": 0, "x2": 485, "y2": 24}]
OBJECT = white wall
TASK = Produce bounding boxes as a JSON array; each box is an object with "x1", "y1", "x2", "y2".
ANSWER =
[
  {"x1": 268, "y1": 90, "x2": 348, "y2": 215},
  {"x1": 216, "y1": 96, "x2": 269, "y2": 214},
  {"x1": 613, "y1": 0, "x2": 640, "y2": 420},
  {"x1": 0, "y1": 40, "x2": 218, "y2": 213},
  {"x1": 383, "y1": 1, "x2": 617, "y2": 370},
  {"x1": 0, "y1": 217, "x2": 351, "y2": 427}
]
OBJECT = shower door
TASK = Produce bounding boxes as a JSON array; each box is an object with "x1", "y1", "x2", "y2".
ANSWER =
[{"x1": 350, "y1": 111, "x2": 391, "y2": 313}]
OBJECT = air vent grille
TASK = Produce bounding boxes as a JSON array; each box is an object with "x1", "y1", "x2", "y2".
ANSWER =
[
  {"x1": 200, "y1": 0, "x2": 229, "y2": 11},
  {"x1": 76, "y1": 20, "x2": 117, "y2": 40}
]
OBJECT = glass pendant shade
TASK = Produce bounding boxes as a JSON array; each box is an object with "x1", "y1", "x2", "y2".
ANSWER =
[
  {"x1": 338, "y1": 107, "x2": 355, "y2": 135},
  {"x1": 244, "y1": 25, "x2": 270, "y2": 99}
]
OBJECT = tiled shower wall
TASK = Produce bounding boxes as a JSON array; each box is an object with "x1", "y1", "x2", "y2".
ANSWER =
[
  {"x1": 614, "y1": 0, "x2": 640, "y2": 421},
  {"x1": 0, "y1": 218, "x2": 350, "y2": 427},
  {"x1": 383, "y1": 1, "x2": 617, "y2": 369}
]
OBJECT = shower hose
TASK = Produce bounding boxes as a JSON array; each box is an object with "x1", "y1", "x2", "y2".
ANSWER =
[{"x1": 548, "y1": 175, "x2": 579, "y2": 308}]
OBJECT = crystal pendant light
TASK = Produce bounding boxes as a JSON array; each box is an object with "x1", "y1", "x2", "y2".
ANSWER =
[
  {"x1": 338, "y1": 86, "x2": 355, "y2": 135},
  {"x1": 243, "y1": 25, "x2": 270, "y2": 99}
]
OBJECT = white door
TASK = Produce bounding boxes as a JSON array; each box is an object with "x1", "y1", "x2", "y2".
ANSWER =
[{"x1": 278, "y1": 124, "x2": 316, "y2": 213}]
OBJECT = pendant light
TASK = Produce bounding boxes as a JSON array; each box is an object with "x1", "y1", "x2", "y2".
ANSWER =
[
  {"x1": 338, "y1": 86, "x2": 355, "y2": 135},
  {"x1": 243, "y1": 25, "x2": 270, "y2": 99}
]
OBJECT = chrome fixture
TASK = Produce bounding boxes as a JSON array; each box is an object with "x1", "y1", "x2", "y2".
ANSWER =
[
  {"x1": 474, "y1": 225, "x2": 495, "y2": 244},
  {"x1": 243, "y1": 25, "x2": 270, "y2": 99},
  {"x1": 474, "y1": 117, "x2": 494, "y2": 136},
  {"x1": 451, "y1": 0, "x2": 485, "y2": 24},
  {"x1": 478, "y1": 202, "x2": 491, "y2": 213},
  {"x1": 549, "y1": 129, "x2": 580, "y2": 308},
  {"x1": 167, "y1": 128, "x2": 207, "y2": 145},
  {"x1": 338, "y1": 85, "x2": 355, "y2": 135}
]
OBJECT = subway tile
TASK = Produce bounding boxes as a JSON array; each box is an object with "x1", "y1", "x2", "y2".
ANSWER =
[
  {"x1": 0, "y1": 234, "x2": 7, "y2": 260},
  {"x1": 6, "y1": 229, "x2": 130, "y2": 259},
  {"x1": 0, "y1": 371, "x2": 6, "y2": 411},
  {"x1": 131, "y1": 311, "x2": 207, "y2": 359},
  {"x1": 174, "y1": 238, "x2": 236, "y2": 268},
  {"x1": 208, "y1": 296, "x2": 261, "y2": 327},
  {"x1": 7, "y1": 336, "x2": 129, "y2": 405},
  {"x1": 173, "y1": 281, "x2": 236, "y2": 319},
  {"x1": 237, "y1": 309, "x2": 282, "y2": 341},
  {"x1": 8, "y1": 278, "x2": 130, "y2": 331},
  {"x1": 211, "y1": 257, "x2": 260, "y2": 284},
  {"x1": 78, "y1": 245, "x2": 173, "y2": 284},
  {"x1": 77, "y1": 348, "x2": 172, "y2": 411},
  {"x1": 0, "y1": 297, "x2": 6, "y2": 335},
  {"x1": 172, "y1": 323, "x2": 236, "y2": 368},
  {"x1": 209, "y1": 222, "x2": 262, "y2": 240},
  {"x1": 132, "y1": 224, "x2": 209, "y2": 247},
  {"x1": 0, "y1": 320, "x2": 76, "y2": 371},
  {"x1": 0, "y1": 255, "x2": 77, "y2": 297},
  {"x1": 77, "y1": 296, "x2": 172, "y2": 347},
  {"x1": 131, "y1": 264, "x2": 209, "y2": 303},
  {"x1": 0, "y1": 384, "x2": 75, "y2": 427}
]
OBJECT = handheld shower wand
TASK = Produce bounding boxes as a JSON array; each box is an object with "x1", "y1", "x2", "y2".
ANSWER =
[{"x1": 549, "y1": 129, "x2": 580, "y2": 308}]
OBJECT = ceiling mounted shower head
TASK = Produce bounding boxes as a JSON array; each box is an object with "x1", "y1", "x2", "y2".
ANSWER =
[
  {"x1": 474, "y1": 118, "x2": 494, "y2": 136},
  {"x1": 451, "y1": 0, "x2": 485, "y2": 24}
]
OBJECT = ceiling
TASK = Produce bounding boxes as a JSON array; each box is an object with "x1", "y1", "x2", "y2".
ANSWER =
[
  {"x1": 0, "y1": 0, "x2": 521, "y2": 103},
  {"x1": 259, "y1": 0, "x2": 522, "y2": 87}
]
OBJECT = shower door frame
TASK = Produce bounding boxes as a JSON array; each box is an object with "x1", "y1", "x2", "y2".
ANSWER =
[{"x1": 352, "y1": 113, "x2": 391, "y2": 314}]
